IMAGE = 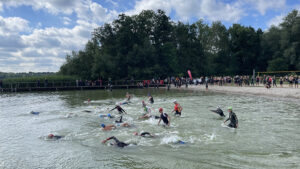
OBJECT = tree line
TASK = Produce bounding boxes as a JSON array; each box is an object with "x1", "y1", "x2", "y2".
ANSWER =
[{"x1": 59, "y1": 9, "x2": 300, "y2": 80}]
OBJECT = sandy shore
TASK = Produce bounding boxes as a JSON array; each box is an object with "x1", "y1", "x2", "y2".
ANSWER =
[{"x1": 172, "y1": 85, "x2": 300, "y2": 99}]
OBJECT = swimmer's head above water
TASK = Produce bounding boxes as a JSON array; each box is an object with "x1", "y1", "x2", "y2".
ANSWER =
[
  {"x1": 101, "y1": 124, "x2": 106, "y2": 128},
  {"x1": 48, "y1": 134, "x2": 54, "y2": 139}
]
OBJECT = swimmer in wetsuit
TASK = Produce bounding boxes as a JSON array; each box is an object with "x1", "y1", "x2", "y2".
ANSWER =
[
  {"x1": 224, "y1": 107, "x2": 238, "y2": 128},
  {"x1": 102, "y1": 136, "x2": 129, "y2": 148},
  {"x1": 139, "y1": 101, "x2": 152, "y2": 119},
  {"x1": 126, "y1": 92, "x2": 131, "y2": 102},
  {"x1": 115, "y1": 116, "x2": 123, "y2": 123},
  {"x1": 101, "y1": 123, "x2": 130, "y2": 131},
  {"x1": 148, "y1": 94, "x2": 154, "y2": 104},
  {"x1": 175, "y1": 140, "x2": 187, "y2": 144},
  {"x1": 99, "y1": 113, "x2": 114, "y2": 118},
  {"x1": 133, "y1": 132, "x2": 154, "y2": 138},
  {"x1": 158, "y1": 108, "x2": 170, "y2": 126},
  {"x1": 30, "y1": 111, "x2": 40, "y2": 115},
  {"x1": 171, "y1": 100, "x2": 182, "y2": 116},
  {"x1": 210, "y1": 106, "x2": 225, "y2": 117},
  {"x1": 110, "y1": 104, "x2": 127, "y2": 114},
  {"x1": 47, "y1": 134, "x2": 63, "y2": 140}
]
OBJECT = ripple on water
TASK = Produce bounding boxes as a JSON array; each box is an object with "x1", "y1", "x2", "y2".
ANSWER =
[{"x1": 1, "y1": 89, "x2": 300, "y2": 169}]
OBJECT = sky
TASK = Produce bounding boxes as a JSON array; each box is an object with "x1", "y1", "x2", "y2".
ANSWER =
[{"x1": 0, "y1": 0, "x2": 299, "y2": 73}]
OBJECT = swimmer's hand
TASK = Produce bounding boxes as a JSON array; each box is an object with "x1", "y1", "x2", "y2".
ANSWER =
[{"x1": 102, "y1": 140, "x2": 107, "y2": 143}]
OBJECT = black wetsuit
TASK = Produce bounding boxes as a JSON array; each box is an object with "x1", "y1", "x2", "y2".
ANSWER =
[
  {"x1": 153, "y1": 115, "x2": 160, "y2": 119},
  {"x1": 115, "y1": 116, "x2": 123, "y2": 123},
  {"x1": 49, "y1": 135, "x2": 63, "y2": 140},
  {"x1": 140, "y1": 132, "x2": 152, "y2": 137},
  {"x1": 160, "y1": 113, "x2": 169, "y2": 125},
  {"x1": 111, "y1": 106, "x2": 126, "y2": 114},
  {"x1": 226, "y1": 112, "x2": 238, "y2": 128},
  {"x1": 149, "y1": 97, "x2": 154, "y2": 104},
  {"x1": 211, "y1": 108, "x2": 225, "y2": 117},
  {"x1": 53, "y1": 136, "x2": 63, "y2": 139},
  {"x1": 107, "y1": 136, "x2": 129, "y2": 148}
]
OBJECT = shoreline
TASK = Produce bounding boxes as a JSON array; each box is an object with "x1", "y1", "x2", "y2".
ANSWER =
[{"x1": 171, "y1": 85, "x2": 300, "y2": 99}]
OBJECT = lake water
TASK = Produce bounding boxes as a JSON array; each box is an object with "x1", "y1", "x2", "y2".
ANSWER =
[{"x1": 0, "y1": 89, "x2": 299, "y2": 169}]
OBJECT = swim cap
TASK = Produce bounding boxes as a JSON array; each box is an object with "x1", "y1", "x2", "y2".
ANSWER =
[
  {"x1": 101, "y1": 124, "x2": 105, "y2": 128},
  {"x1": 217, "y1": 106, "x2": 220, "y2": 109},
  {"x1": 107, "y1": 113, "x2": 111, "y2": 117},
  {"x1": 159, "y1": 108, "x2": 163, "y2": 112},
  {"x1": 178, "y1": 140, "x2": 185, "y2": 144},
  {"x1": 228, "y1": 106, "x2": 233, "y2": 110},
  {"x1": 48, "y1": 134, "x2": 54, "y2": 138},
  {"x1": 115, "y1": 103, "x2": 118, "y2": 106},
  {"x1": 173, "y1": 100, "x2": 177, "y2": 103}
]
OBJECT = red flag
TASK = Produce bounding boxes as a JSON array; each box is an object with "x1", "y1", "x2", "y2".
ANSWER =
[{"x1": 187, "y1": 70, "x2": 192, "y2": 80}]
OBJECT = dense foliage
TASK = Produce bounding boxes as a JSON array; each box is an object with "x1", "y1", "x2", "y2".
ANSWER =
[
  {"x1": 2, "y1": 75, "x2": 78, "y2": 83},
  {"x1": 0, "y1": 72, "x2": 55, "y2": 80},
  {"x1": 59, "y1": 10, "x2": 300, "y2": 80}
]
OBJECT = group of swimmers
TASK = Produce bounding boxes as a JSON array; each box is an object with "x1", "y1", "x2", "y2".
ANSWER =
[
  {"x1": 46, "y1": 92, "x2": 238, "y2": 147},
  {"x1": 97, "y1": 92, "x2": 186, "y2": 147},
  {"x1": 211, "y1": 106, "x2": 239, "y2": 128}
]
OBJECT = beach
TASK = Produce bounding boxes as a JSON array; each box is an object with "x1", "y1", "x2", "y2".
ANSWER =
[{"x1": 174, "y1": 85, "x2": 300, "y2": 99}]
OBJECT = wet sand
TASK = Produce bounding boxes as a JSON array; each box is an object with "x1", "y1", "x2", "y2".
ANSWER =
[{"x1": 173, "y1": 84, "x2": 300, "y2": 99}]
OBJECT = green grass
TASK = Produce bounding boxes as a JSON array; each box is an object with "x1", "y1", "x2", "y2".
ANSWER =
[{"x1": 2, "y1": 75, "x2": 78, "y2": 83}]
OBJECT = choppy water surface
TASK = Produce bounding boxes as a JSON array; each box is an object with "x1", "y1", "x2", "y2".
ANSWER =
[{"x1": 0, "y1": 89, "x2": 299, "y2": 169}]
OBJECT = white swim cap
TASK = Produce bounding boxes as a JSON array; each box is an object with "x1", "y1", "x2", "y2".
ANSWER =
[{"x1": 173, "y1": 100, "x2": 177, "y2": 103}]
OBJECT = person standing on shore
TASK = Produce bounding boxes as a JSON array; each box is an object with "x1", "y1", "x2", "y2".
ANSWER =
[
  {"x1": 280, "y1": 77, "x2": 283, "y2": 87},
  {"x1": 295, "y1": 76, "x2": 299, "y2": 88},
  {"x1": 272, "y1": 76, "x2": 277, "y2": 87},
  {"x1": 224, "y1": 107, "x2": 238, "y2": 128}
]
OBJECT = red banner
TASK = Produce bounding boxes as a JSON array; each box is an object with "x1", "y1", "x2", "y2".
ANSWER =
[{"x1": 187, "y1": 70, "x2": 192, "y2": 80}]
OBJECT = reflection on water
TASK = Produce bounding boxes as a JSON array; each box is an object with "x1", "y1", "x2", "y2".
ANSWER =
[{"x1": 0, "y1": 89, "x2": 299, "y2": 169}]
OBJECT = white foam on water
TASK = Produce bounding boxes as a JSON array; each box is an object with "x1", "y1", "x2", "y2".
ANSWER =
[
  {"x1": 160, "y1": 135, "x2": 181, "y2": 144},
  {"x1": 143, "y1": 117, "x2": 159, "y2": 125}
]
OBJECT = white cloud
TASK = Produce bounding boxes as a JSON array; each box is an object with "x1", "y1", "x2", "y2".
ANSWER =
[
  {"x1": 127, "y1": 0, "x2": 243, "y2": 23},
  {"x1": 267, "y1": 14, "x2": 284, "y2": 28},
  {"x1": 0, "y1": 2, "x2": 3, "y2": 12},
  {"x1": 0, "y1": 0, "x2": 118, "y2": 23},
  {"x1": 243, "y1": 0, "x2": 286, "y2": 15},
  {"x1": 89, "y1": 2, "x2": 118, "y2": 23},
  {"x1": 127, "y1": 0, "x2": 173, "y2": 16},
  {"x1": 0, "y1": 16, "x2": 30, "y2": 35},
  {"x1": 62, "y1": 17, "x2": 71, "y2": 25},
  {"x1": 0, "y1": 1, "x2": 119, "y2": 72},
  {"x1": 0, "y1": 16, "x2": 98, "y2": 72},
  {"x1": 105, "y1": 0, "x2": 118, "y2": 7}
]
